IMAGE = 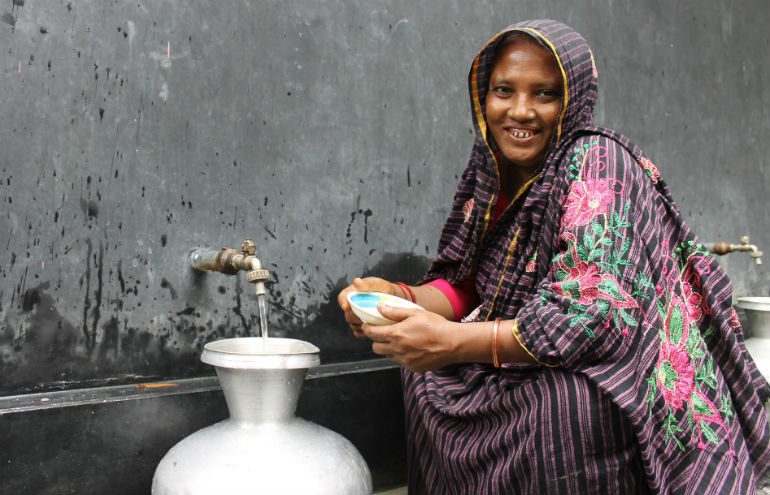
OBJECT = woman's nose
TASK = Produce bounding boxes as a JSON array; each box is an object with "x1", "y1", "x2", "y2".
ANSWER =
[{"x1": 508, "y1": 95, "x2": 533, "y2": 122}]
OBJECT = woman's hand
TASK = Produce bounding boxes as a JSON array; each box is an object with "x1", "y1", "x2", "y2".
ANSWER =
[
  {"x1": 337, "y1": 277, "x2": 402, "y2": 339},
  {"x1": 362, "y1": 304, "x2": 460, "y2": 372}
]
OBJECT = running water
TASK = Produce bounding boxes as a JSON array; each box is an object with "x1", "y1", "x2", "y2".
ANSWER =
[{"x1": 257, "y1": 292, "x2": 269, "y2": 348}]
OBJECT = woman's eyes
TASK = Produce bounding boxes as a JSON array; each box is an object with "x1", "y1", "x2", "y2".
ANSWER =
[
  {"x1": 489, "y1": 87, "x2": 561, "y2": 99},
  {"x1": 536, "y1": 89, "x2": 561, "y2": 99}
]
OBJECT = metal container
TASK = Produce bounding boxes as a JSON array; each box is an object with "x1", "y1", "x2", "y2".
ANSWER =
[
  {"x1": 152, "y1": 337, "x2": 372, "y2": 495},
  {"x1": 738, "y1": 298, "x2": 770, "y2": 415},
  {"x1": 738, "y1": 297, "x2": 770, "y2": 339}
]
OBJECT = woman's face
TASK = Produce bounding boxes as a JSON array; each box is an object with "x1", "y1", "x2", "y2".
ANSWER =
[{"x1": 485, "y1": 40, "x2": 563, "y2": 173}]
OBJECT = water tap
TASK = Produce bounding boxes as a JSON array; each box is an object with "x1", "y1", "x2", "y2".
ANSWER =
[
  {"x1": 189, "y1": 240, "x2": 270, "y2": 294},
  {"x1": 705, "y1": 235, "x2": 763, "y2": 265}
]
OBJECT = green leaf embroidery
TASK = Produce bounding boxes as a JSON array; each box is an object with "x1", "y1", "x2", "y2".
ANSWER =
[
  {"x1": 596, "y1": 261, "x2": 613, "y2": 273},
  {"x1": 646, "y1": 373, "x2": 658, "y2": 407},
  {"x1": 576, "y1": 244, "x2": 587, "y2": 261},
  {"x1": 700, "y1": 421, "x2": 720, "y2": 445},
  {"x1": 720, "y1": 395, "x2": 734, "y2": 422},
  {"x1": 660, "y1": 360, "x2": 678, "y2": 391},
  {"x1": 620, "y1": 237, "x2": 631, "y2": 257},
  {"x1": 590, "y1": 221, "x2": 604, "y2": 238},
  {"x1": 663, "y1": 413, "x2": 685, "y2": 451},
  {"x1": 690, "y1": 346, "x2": 705, "y2": 359},
  {"x1": 669, "y1": 304, "x2": 684, "y2": 345},
  {"x1": 619, "y1": 309, "x2": 638, "y2": 327},
  {"x1": 589, "y1": 248, "x2": 605, "y2": 261},
  {"x1": 692, "y1": 392, "x2": 712, "y2": 416},
  {"x1": 596, "y1": 299, "x2": 611, "y2": 317},
  {"x1": 562, "y1": 251, "x2": 575, "y2": 269},
  {"x1": 561, "y1": 280, "x2": 580, "y2": 299},
  {"x1": 598, "y1": 279, "x2": 625, "y2": 302}
]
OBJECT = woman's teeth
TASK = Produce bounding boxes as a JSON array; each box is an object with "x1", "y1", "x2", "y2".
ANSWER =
[{"x1": 508, "y1": 129, "x2": 532, "y2": 138}]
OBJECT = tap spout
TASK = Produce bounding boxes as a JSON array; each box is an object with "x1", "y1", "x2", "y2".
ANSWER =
[{"x1": 704, "y1": 236, "x2": 763, "y2": 265}]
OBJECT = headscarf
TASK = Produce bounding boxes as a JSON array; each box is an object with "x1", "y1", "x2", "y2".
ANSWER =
[{"x1": 415, "y1": 18, "x2": 770, "y2": 492}]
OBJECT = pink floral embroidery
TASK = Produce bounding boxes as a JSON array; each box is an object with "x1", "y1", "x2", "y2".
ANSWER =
[
  {"x1": 647, "y1": 252, "x2": 735, "y2": 455},
  {"x1": 552, "y1": 261, "x2": 602, "y2": 305},
  {"x1": 552, "y1": 258, "x2": 638, "y2": 311},
  {"x1": 562, "y1": 178, "x2": 616, "y2": 229},
  {"x1": 525, "y1": 260, "x2": 535, "y2": 273},
  {"x1": 682, "y1": 282, "x2": 703, "y2": 322},
  {"x1": 525, "y1": 256, "x2": 537, "y2": 273},
  {"x1": 462, "y1": 198, "x2": 474, "y2": 223},
  {"x1": 729, "y1": 308, "x2": 741, "y2": 330},
  {"x1": 682, "y1": 257, "x2": 712, "y2": 320},
  {"x1": 639, "y1": 157, "x2": 660, "y2": 184},
  {"x1": 657, "y1": 342, "x2": 695, "y2": 410}
]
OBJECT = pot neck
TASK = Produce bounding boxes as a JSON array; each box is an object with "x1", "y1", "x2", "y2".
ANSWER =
[{"x1": 216, "y1": 367, "x2": 308, "y2": 423}]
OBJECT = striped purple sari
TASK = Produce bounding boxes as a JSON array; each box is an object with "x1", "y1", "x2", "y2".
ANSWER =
[{"x1": 405, "y1": 19, "x2": 770, "y2": 494}]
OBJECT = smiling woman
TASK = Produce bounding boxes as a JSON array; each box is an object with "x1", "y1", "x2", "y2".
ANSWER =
[{"x1": 337, "y1": 19, "x2": 770, "y2": 494}]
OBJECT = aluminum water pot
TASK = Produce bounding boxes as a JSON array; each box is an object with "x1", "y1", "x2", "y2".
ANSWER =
[{"x1": 152, "y1": 337, "x2": 372, "y2": 495}]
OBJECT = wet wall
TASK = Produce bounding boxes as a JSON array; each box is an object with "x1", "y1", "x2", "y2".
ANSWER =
[{"x1": 1, "y1": 0, "x2": 769, "y2": 493}]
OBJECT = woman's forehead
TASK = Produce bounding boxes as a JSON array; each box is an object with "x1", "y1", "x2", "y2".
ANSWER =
[{"x1": 489, "y1": 43, "x2": 563, "y2": 84}]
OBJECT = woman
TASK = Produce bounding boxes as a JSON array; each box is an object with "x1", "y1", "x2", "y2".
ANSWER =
[{"x1": 338, "y1": 19, "x2": 770, "y2": 493}]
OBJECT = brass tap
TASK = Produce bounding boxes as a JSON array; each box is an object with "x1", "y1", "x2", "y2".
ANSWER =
[
  {"x1": 189, "y1": 240, "x2": 270, "y2": 294},
  {"x1": 706, "y1": 236, "x2": 763, "y2": 265}
]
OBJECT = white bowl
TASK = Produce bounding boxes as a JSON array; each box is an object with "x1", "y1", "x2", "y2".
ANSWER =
[{"x1": 346, "y1": 291, "x2": 423, "y2": 326}]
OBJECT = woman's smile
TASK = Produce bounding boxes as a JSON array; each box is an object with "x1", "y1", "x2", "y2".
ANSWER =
[{"x1": 503, "y1": 126, "x2": 537, "y2": 141}]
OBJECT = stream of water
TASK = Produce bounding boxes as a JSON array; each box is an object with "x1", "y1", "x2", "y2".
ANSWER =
[{"x1": 257, "y1": 293, "x2": 269, "y2": 347}]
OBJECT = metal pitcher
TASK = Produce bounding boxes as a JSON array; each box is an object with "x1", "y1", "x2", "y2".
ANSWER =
[{"x1": 152, "y1": 337, "x2": 373, "y2": 494}]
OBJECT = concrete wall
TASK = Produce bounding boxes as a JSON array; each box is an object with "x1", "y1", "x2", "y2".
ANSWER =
[{"x1": 1, "y1": 0, "x2": 768, "y2": 492}]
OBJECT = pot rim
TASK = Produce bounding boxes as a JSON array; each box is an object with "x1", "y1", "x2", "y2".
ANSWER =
[
  {"x1": 737, "y1": 297, "x2": 770, "y2": 313},
  {"x1": 202, "y1": 337, "x2": 321, "y2": 370}
]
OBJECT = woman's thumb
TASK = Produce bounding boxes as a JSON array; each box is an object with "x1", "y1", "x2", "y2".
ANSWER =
[{"x1": 378, "y1": 303, "x2": 418, "y2": 322}]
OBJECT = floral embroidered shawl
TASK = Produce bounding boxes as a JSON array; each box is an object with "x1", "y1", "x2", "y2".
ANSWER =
[{"x1": 411, "y1": 19, "x2": 770, "y2": 493}]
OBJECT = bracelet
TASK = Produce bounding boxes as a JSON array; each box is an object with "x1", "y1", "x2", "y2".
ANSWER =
[
  {"x1": 394, "y1": 282, "x2": 416, "y2": 303},
  {"x1": 510, "y1": 320, "x2": 556, "y2": 368},
  {"x1": 491, "y1": 317, "x2": 502, "y2": 368}
]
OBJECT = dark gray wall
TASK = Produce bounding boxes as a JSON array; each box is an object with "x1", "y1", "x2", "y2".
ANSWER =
[
  {"x1": 2, "y1": 0, "x2": 769, "y2": 394},
  {"x1": 1, "y1": 0, "x2": 769, "y2": 492}
]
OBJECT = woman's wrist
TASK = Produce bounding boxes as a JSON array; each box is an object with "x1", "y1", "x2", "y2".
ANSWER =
[
  {"x1": 448, "y1": 319, "x2": 536, "y2": 365},
  {"x1": 393, "y1": 282, "x2": 416, "y2": 303},
  {"x1": 444, "y1": 321, "x2": 466, "y2": 365}
]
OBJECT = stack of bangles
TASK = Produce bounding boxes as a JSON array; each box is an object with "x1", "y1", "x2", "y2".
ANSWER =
[{"x1": 394, "y1": 282, "x2": 416, "y2": 303}]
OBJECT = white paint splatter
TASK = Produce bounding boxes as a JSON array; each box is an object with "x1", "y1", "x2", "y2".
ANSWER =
[
  {"x1": 159, "y1": 82, "x2": 169, "y2": 102},
  {"x1": 127, "y1": 21, "x2": 136, "y2": 42}
]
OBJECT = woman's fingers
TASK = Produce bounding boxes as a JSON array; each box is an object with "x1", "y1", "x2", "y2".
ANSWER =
[
  {"x1": 371, "y1": 341, "x2": 394, "y2": 356},
  {"x1": 378, "y1": 304, "x2": 421, "y2": 323},
  {"x1": 337, "y1": 283, "x2": 356, "y2": 312},
  {"x1": 351, "y1": 323, "x2": 366, "y2": 339},
  {"x1": 353, "y1": 277, "x2": 397, "y2": 296},
  {"x1": 362, "y1": 323, "x2": 392, "y2": 343}
]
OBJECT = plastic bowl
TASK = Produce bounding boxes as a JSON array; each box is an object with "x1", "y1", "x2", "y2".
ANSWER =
[{"x1": 346, "y1": 291, "x2": 423, "y2": 326}]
